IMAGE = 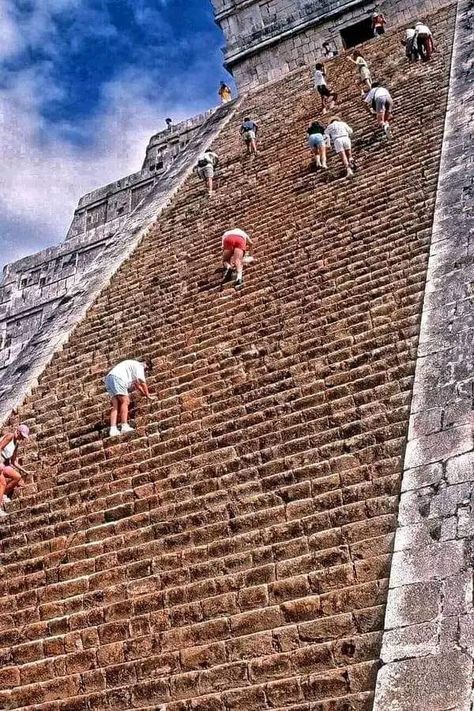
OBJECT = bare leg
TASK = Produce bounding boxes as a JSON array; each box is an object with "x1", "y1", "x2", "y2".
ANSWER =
[
  {"x1": 3, "y1": 466, "x2": 24, "y2": 495},
  {"x1": 110, "y1": 396, "x2": 119, "y2": 428},
  {"x1": 0, "y1": 473, "x2": 6, "y2": 500},
  {"x1": 313, "y1": 148, "x2": 321, "y2": 166},
  {"x1": 233, "y1": 248, "x2": 245, "y2": 283},
  {"x1": 118, "y1": 395, "x2": 130, "y2": 425},
  {"x1": 207, "y1": 176, "x2": 213, "y2": 196},
  {"x1": 251, "y1": 139, "x2": 258, "y2": 155},
  {"x1": 222, "y1": 248, "x2": 233, "y2": 270},
  {"x1": 339, "y1": 150, "x2": 349, "y2": 169},
  {"x1": 319, "y1": 144, "x2": 327, "y2": 168}
]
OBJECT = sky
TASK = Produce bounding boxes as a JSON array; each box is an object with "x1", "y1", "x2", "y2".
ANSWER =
[{"x1": 0, "y1": 0, "x2": 229, "y2": 270}]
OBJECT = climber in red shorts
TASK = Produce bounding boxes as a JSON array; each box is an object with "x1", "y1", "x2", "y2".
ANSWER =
[{"x1": 221, "y1": 228, "x2": 253, "y2": 290}]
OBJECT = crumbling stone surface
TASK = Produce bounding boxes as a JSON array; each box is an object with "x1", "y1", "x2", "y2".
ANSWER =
[
  {"x1": 0, "y1": 6, "x2": 457, "y2": 710},
  {"x1": 373, "y1": 0, "x2": 474, "y2": 708}
]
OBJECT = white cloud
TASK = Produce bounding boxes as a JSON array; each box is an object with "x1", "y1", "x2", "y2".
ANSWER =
[{"x1": 0, "y1": 2, "x2": 212, "y2": 269}]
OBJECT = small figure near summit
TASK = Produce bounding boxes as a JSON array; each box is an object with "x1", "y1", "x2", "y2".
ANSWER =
[
  {"x1": 314, "y1": 63, "x2": 337, "y2": 114},
  {"x1": 348, "y1": 51, "x2": 372, "y2": 97},
  {"x1": 240, "y1": 117, "x2": 259, "y2": 156},
  {"x1": 196, "y1": 150, "x2": 219, "y2": 197},
  {"x1": 372, "y1": 10, "x2": 387, "y2": 37},
  {"x1": 104, "y1": 360, "x2": 154, "y2": 437},
  {"x1": 0, "y1": 424, "x2": 31, "y2": 517},
  {"x1": 414, "y1": 21, "x2": 434, "y2": 61},
  {"x1": 218, "y1": 81, "x2": 232, "y2": 104},
  {"x1": 221, "y1": 228, "x2": 253, "y2": 291}
]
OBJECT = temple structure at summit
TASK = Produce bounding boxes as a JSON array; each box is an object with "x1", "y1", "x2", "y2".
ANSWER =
[{"x1": 0, "y1": 0, "x2": 473, "y2": 710}]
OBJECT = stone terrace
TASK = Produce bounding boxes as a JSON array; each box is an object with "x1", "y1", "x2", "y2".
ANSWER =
[{"x1": 0, "y1": 6, "x2": 456, "y2": 710}]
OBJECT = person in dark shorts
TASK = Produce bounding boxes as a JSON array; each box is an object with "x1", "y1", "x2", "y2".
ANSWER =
[
  {"x1": 240, "y1": 118, "x2": 258, "y2": 155},
  {"x1": 314, "y1": 63, "x2": 337, "y2": 114},
  {"x1": 414, "y1": 22, "x2": 434, "y2": 60},
  {"x1": 402, "y1": 28, "x2": 420, "y2": 62},
  {"x1": 372, "y1": 11, "x2": 386, "y2": 36}
]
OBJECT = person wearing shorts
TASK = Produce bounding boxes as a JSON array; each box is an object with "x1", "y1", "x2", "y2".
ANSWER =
[
  {"x1": 324, "y1": 117, "x2": 355, "y2": 177},
  {"x1": 414, "y1": 22, "x2": 434, "y2": 60},
  {"x1": 348, "y1": 51, "x2": 372, "y2": 96},
  {"x1": 195, "y1": 150, "x2": 219, "y2": 196},
  {"x1": 372, "y1": 11, "x2": 386, "y2": 36},
  {"x1": 104, "y1": 360, "x2": 154, "y2": 437},
  {"x1": 307, "y1": 120, "x2": 328, "y2": 169},
  {"x1": 314, "y1": 63, "x2": 337, "y2": 114},
  {"x1": 221, "y1": 228, "x2": 253, "y2": 290},
  {"x1": 364, "y1": 83, "x2": 393, "y2": 137},
  {"x1": 240, "y1": 118, "x2": 258, "y2": 155},
  {"x1": 0, "y1": 424, "x2": 31, "y2": 516}
]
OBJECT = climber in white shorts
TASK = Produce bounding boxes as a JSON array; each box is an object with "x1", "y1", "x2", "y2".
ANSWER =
[
  {"x1": 104, "y1": 359, "x2": 154, "y2": 437},
  {"x1": 195, "y1": 150, "x2": 219, "y2": 196},
  {"x1": 324, "y1": 117, "x2": 355, "y2": 177}
]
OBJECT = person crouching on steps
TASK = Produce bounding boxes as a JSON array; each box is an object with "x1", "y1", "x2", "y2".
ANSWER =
[
  {"x1": 105, "y1": 360, "x2": 154, "y2": 437},
  {"x1": 314, "y1": 63, "x2": 337, "y2": 114},
  {"x1": 221, "y1": 228, "x2": 253, "y2": 291},
  {"x1": 324, "y1": 117, "x2": 355, "y2": 178},
  {"x1": 364, "y1": 82, "x2": 393, "y2": 138},
  {"x1": 307, "y1": 120, "x2": 328, "y2": 169},
  {"x1": 0, "y1": 424, "x2": 31, "y2": 516},
  {"x1": 196, "y1": 150, "x2": 219, "y2": 196}
]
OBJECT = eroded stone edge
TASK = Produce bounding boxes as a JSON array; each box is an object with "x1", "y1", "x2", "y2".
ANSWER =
[{"x1": 373, "y1": 2, "x2": 474, "y2": 710}]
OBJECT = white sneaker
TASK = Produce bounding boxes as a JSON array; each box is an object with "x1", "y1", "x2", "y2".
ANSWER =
[
  {"x1": 2, "y1": 495, "x2": 10, "y2": 505},
  {"x1": 0, "y1": 508, "x2": 8, "y2": 518},
  {"x1": 109, "y1": 426, "x2": 120, "y2": 437},
  {"x1": 120, "y1": 423, "x2": 134, "y2": 434},
  {"x1": 346, "y1": 167, "x2": 354, "y2": 177},
  {"x1": 321, "y1": 162, "x2": 328, "y2": 169},
  {"x1": 384, "y1": 124, "x2": 392, "y2": 138}
]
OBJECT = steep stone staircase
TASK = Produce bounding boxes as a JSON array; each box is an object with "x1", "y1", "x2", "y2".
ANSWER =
[{"x1": 0, "y1": 5, "x2": 456, "y2": 710}]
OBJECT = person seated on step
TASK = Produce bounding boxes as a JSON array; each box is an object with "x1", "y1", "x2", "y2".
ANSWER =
[
  {"x1": 364, "y1": 82, "x2": 394, "y2": 138},
  {"x1": 307, "y1": 120, "x2": 328, "y2": 169},
  {"x1": 313, "y1": 63, "x2": 337, "y2": 115},
  {"x1": 348, "y1": 50, "x2": 372, "y2": 97},
  {"x1": 218, "y1": 81, "x2": 232, "y2": 104},
  {"x1": 324, "y1": 117, "x2": 355, "y2": 178},
  {"x1": 0, "y1": 424, "x2": 31, "y2": 516},
  {"x1": 195, "y1": 150, "x2": 219, "y2": 197},
  {"x1": 240, "y1": 117, "x2": 259, "y2": 156},
  {"x1": 104, "y1": 360, "x2": 154, "y2": 437},
  {"x1": 221, "y1": 227, "x2": 253, "y2": 291},
  {"x1": 372, "y1": 9, "x2": 387, "y2": 37},
  {"x1": 402, "y1": 27, "x2": 420, "y2": 62},
  {"x1": 414, "y1": 21, "x2": 434, "y2": 61}
]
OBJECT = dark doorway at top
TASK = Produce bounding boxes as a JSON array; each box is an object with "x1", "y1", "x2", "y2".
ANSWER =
[{"x1": 340, "y1": 17, "x2": 373, "y2": 49}]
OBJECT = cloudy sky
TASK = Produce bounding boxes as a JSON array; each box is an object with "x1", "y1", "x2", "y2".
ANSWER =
[{"x1": 0, "y1": 0, "x2": 228, "y2": 270}]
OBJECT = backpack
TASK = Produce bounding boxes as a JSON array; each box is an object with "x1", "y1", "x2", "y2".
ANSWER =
[{"x1": 197, "y1": 156, "x2": 210, "y2": 168}]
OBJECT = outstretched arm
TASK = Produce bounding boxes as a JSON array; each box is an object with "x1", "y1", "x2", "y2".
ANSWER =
[{"x1": 135, "y1": 380, "x2": 154, "y2": 400}]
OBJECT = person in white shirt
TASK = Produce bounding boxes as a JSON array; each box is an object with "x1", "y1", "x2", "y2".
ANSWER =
[
  {"x1": 314, "y1": 63, "x2": 337, "y2": 114},
  {"x1": 104, "y1": 360, "x2": 154, "y2": 437},
  {"x1": 348, "y1": 50, "x2": 372, "y2": 96},
  {"x1": 221, "y1": 228, "x2": 254, "y2": 290},
  {"x1": 195, "y1": 150, "x2": 219, "y2": 196},
  {"x1": 414, "y1": 21, "x2": 433, "y2": 60},
  {"x1": 402, "y1": 28, "x2": 419, "y2": 62},
  {"x1": 324, "y1": 117, "x2": 355, "y2": 177},
  {"x1": 364, "y1": 82, "x2": 393, "y2": 137}
]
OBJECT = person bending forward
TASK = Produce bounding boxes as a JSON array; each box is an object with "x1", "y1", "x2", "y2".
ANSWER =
[{"x1": 104, "y1": 360, "x2": 154, "y2": 437}]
